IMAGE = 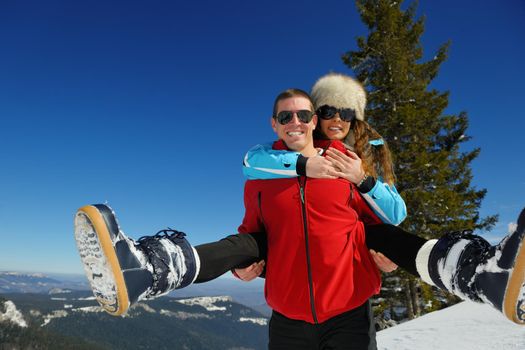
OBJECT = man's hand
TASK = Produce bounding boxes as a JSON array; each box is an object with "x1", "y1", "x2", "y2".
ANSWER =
[
  {"x1": 325, "y1": 147, "x2": 365, "y2": 184},
  {"x1": 369, "y1": 249, "x2": 398, "y2": 273},
  {"x1": 305, "y1": 155, "x2": 340, "y2": 179},
  {"x1": 234, "y1": 260, "x2": 265, "y2": 281}
]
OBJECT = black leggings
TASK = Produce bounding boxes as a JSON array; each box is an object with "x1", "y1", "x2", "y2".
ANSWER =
[
  {"x1": 194, "y1": 231, "x2": 267, "y2": 283},
  {"x1": 194, "y1": 224, "x2": 427, "y2": 283},
  {"x1": 365, "y1": 224, "x2": 427, "y2": 275}
]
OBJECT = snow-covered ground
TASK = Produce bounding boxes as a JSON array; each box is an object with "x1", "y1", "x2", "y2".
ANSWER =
[
  {"x1": 175, "y1": 296, "x2": 232, "y2": 311},
  {"x1": 377, "y1": 301, "x2": 525, "y2": 349},
  {"x1": 0, "y1": 300, "x2": 28, "y2": 328}
]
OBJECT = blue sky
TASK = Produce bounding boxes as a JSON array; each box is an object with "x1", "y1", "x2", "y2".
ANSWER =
[{"x1": 0, "y1": 0, "x2": 524, "y2": 274}]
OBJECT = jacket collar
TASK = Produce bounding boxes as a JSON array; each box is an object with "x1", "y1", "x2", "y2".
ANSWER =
[{"x1": 272, "y1": 139, "x2": 347, "y2": 154}]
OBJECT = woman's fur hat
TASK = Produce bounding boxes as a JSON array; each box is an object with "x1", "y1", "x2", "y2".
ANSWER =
[{"x1": 310, "y1": 73, "x2": 366, "y2": 121}]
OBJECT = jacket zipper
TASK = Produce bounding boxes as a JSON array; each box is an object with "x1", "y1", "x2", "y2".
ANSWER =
[
  {"x1": 298, "y1": 177, "x2": 318, "y2": 324},
  {"x1": 257, "y1": 192, "x2": 266, "y2": 228}
]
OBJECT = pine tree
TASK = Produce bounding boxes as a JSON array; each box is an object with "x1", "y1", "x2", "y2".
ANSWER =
[{"x1": 342, "y1": 0, "x2": 498, "y2": 320}]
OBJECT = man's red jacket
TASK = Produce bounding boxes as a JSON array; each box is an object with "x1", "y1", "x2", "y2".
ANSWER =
[{"x1": 238, "y1": 139, "x2": 382, "y2": 324}]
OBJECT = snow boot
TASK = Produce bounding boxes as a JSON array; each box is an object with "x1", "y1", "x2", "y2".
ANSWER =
[
  {"x1": 424, "y1": 207, "x2": 525, "y2": 324},
  {"x1": 74, "y1": 204, "x2": 200, "y2": 316}
]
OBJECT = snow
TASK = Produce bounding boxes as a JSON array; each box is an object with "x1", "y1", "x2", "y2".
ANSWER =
[
  {"x1": 160, "y1": 309, "x2": 211, "y2": 320},
  {"x1": 0, "y1": 301, "x2": 28, "y2": 328},
  {"x1": 49, "y1": 288, "x2": 72, "y2": 294},
  {"x1": 71, "y1": 306, "x2": 103, "y2": 313},
  {"x1": 133, "y1": 303, "x2": 156, "y2": 313},
  {"x1": 239, "y1": 317, "x2": 268, "y2": 326},
  {"x1": 0, "y1": 272, "x2": 45, "y2": 278},
  {"x1": 30, "y1": 309, "x2": 41, "y2": 317},
  {"x1": 377, "y1": 301, "x2": 525, "y2": 350},
  {"x1": 41, "y1": 310, "x2": 68, "y2": 327},
  {"x1": 175, "y1": 296, "x2": 232, "y2": 311}
]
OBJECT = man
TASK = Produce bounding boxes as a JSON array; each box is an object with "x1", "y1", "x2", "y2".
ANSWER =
[{"x1": 236, "y1": 88, "x2": 383, "y2": 348}]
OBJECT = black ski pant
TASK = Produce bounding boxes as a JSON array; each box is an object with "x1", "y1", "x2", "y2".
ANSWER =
[
  {"x1": 364, "y1": 224, "x2": 427, "y2": 276},
  {"x1": 194, "y1": 223, "x2": 427, "y2": 283}
]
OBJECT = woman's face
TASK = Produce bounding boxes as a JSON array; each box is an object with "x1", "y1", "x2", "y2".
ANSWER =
[{"x1": 319, "y1": 114, "x2": 351, "y2": 140}]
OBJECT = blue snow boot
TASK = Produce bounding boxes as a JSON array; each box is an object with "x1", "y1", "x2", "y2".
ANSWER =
[
  {"x1": 427, "y1": 207, "x2": 525, "y2": 324},
  {"x1": 74, "y1": 204, "x2": 200, "y2": 316}
]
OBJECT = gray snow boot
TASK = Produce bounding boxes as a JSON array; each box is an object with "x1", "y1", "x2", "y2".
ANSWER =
[
  {"x1": 426, "y1": 207, "x2": 525, "y2": 324},
  {"x1": 74, "y1": 204, "x2": 200, "y2": 316}
]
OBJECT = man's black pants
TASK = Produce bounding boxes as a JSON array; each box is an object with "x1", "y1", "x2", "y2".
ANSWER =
[{"x1": 268, "y1": 302, "x2": 371, "y2": 350}]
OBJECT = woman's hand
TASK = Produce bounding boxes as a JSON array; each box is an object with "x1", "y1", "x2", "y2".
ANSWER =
[
  {"x1": 369, "y1": 249, "x2": 398, "y2": 273},
  {"x1": 305, "y1": 155, "x2": 340, "y2": 179},
  {"x1": 234, "y1": 260, "x2": 265, "y2": 281},
  {"x1": 325, "y1": 147, "x2": 366, "y2": 184}
]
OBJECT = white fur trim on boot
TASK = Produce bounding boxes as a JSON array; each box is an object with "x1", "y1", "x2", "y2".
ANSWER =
[
  {"x1": 191, "y1": 246, "x2": 201, "y2": 284},
  {"x1": 416, "y1": 239, "x2": 438, "y2": 286}
]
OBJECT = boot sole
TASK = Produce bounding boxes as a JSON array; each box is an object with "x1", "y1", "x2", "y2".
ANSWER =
[
  {"x1": 503, "y1": 227, "x2": 525, "y2": 324},
  {"x1": 74, "y1": 205, "x2": 129, "y2": 316}
]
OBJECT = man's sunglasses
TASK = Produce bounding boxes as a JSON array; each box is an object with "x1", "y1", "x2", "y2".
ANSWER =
[
  {"x1": 316, "y1": 105, "x2": 356, "y2": 122},
  {"x1": 273, "y1": 110, "x2": 315, "y2": 125}
]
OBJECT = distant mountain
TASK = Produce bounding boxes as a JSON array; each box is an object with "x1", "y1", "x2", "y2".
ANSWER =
[
  {"x1": 0, "y1": 270, "x2": 270, "y2": 316},
  {"x1": 0, "y1": 271, "x2": 89, "y2": 293},
  {"x1": 0, "y1": 270, "x2": 270, "y2": 348},
  {"x1": 171, "y1": 276, "x2": 270, "y2": 316},
  {"x1": 1, "y1": 290, "x2": 268, "y2": 349},
  {"x1": 0, "y1": 296, "x2": 105, "y2": 349}
]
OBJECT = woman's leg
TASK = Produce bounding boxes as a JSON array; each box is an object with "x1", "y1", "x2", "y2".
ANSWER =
[
  {"x1": 195, "y1": 232, "x2": 268, "y2": 283},
  {"x1": 364, "y1": 224, "x2": 427, "y2": 276},
  {"x1": 365, "y1": 208, "x2": 525, "y2": 325},
  {"x1": 74, "y1": 203, "x2": 268, "y2": 315}
]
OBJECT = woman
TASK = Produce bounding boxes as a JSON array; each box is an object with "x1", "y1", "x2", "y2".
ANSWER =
[
  {"x1": 239, "y1": 73, "x2": 403, "y2": 280},
  {"x1": 237, "y1": 73, "x2": 403, "y2": 349}
]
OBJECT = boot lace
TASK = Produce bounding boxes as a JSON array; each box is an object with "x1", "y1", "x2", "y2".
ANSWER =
[
  {"x1": 137, "y1": 228, "x2": 187, "y2": 243},
  {"x1": 446, "y1": 229, "x2": 474, "y2": 236},
  {"x1": 136, "y1": 228, "x2": 188, "y2": 296}
]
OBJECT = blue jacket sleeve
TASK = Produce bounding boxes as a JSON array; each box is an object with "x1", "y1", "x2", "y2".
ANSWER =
[
  {"x1": 359, "y1": 179, "x2": 407, "y2": 225},
  {"x1": 242, "y1": 143, "x2": 301, "y2": 180},
  {"x1": 242, "y1": 143, "x2": 407, "y2": 225}
]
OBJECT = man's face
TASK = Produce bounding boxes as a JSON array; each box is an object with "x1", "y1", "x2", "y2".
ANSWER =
[{"x1": 271, "y1": 96, "x2": 317, "y2": 153}]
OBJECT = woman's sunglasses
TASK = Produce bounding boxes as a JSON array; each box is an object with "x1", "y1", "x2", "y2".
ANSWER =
[
  {"x1": 274, "y1": 110, "x2": 315, "y2": 125},
  {"x1": 316, "y1": 105, "x2": 356, "y2": 122}
]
